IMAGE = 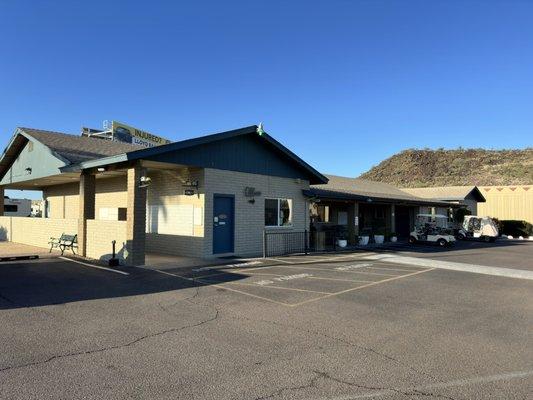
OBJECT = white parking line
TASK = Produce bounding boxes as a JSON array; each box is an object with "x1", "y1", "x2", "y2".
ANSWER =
[
  {"x1": 364, "y1": 254, "x2": 533, "y2": 280},
  {"x1": 290, "y1": 268, "x2": 435, "y2": 307},
  {"x1": 266, "y1": 254, "x2": 363, "y2": 265},
  {"x1": 223, "y1": 281, "x2": 331, "y2": 294},
  {"x1": 329, "y1": 369, "x2": 533, "y2": 399},
  {"x1": 258, "y1": 264, "x2": 399, "y2": 277},
  {"x1": 59, "y1": 257, "x2": 129, "y2": 275}
]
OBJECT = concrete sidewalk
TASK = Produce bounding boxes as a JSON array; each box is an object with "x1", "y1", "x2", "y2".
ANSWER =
[{"x1": 0, "y1": 242, "x2": 57, "y2": 259}]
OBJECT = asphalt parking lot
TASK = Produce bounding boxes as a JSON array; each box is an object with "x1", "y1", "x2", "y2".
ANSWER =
[{"x1": 0, "y1": 242, "x2": 532, "y2": 399}]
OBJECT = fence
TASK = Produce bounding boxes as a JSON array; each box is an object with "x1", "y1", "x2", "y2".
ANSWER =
[{"x1": 263, "y1": 230, "x2": 339, "y2": 257}]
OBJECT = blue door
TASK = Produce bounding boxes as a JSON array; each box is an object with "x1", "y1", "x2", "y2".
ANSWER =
[{"x1": 213, "y1": 195, "x2": 234, "y2": 254}]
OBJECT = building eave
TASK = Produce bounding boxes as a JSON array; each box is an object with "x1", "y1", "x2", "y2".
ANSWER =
[
  {"x1": 303, "y1": 189, "x2": 462, "y2": 208},
  {"x1": 61, "y1": 125, "x2": 328, "y2": 184}
]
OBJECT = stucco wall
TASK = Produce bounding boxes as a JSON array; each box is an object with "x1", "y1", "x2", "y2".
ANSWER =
[
  {"x1": 203, "y1": 168, "x2": 310, "y2": 257},
  {"x1": 0, "y1": 216, "x2": 78, "y2": 249}
]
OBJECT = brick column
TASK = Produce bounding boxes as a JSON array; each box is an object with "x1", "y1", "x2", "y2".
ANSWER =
[
  {"x1": 78, "y1": 172, "x2": 96, "y2": 257},
  {"x1": 0, "y1": 186, "x2": 4, "y2": 216},
  {"x1": 125, "y1": 163, "x2": 147, "y2": 266}
]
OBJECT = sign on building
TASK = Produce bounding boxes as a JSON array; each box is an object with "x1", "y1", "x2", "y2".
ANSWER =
[{"x1": 111, "y1": 121, "x2": 172, "y2": 148}]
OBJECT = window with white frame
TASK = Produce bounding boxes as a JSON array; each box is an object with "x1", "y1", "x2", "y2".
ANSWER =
[{"x1": 265, "y1": 198, "x2": 293, "y2": 227}]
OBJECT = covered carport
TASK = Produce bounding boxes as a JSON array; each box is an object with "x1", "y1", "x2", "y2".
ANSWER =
[{"x1": 307, "y1": 175, "x2": 461, "y2": 244}]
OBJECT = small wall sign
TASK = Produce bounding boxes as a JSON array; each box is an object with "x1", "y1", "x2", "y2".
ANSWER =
[{"x1": 244, "y1": 187, "x2": 261, "y2": 197}]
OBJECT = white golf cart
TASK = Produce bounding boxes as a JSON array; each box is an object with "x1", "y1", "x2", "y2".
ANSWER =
[
  {"x1": 456, "y1": 216, "x2": 498, "y2": 242},
  {"x1": 409, "y1": 214, "x2": 456, "y2": 247}
]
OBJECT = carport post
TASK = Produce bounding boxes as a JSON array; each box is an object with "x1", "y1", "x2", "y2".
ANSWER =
[
  {"x1": 347, "y1": 201, "x2": 359, "y2": 245},
  {"x1": 390, "y1": 204, "x2": 396, "y2": 234},
  {"x1": 0, "y1": 186, "x2": 4, "y2": 216},
  {"x1": 125, "y1": 162, "x2": 147, "y2": 266},
  {"x1": 78, "y1": 172, "x2": 95, "y2": 257}
]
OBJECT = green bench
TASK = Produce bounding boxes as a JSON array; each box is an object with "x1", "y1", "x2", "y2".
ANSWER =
[{"x1": 48, "y1": 233, "x2": 78, "y2": 255}]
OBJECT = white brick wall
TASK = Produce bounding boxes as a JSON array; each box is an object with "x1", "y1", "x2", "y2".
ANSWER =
[
  {"x1": 145, "y1": 168, "x2": 206, "y2": 257},
  {"x1": 86, "y1": 220, "x2": 127, "y2": 262},
  {"x1": 0, "y1": 216, "x2": 78, "y2": 249},
  {"x1": 44, "y1": 183, "x2": 79, "y2": 219},
  {"x1": 14, "y1": 168, "x2": 311, "y2": 260},
  {"x1": 204, "y1": 169, "x2": 310, "y2": 257}
]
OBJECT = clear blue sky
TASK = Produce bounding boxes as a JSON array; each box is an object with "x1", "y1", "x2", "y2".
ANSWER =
[{"x1": 1, "y1": 1, "x2": 532, "y2": 200}]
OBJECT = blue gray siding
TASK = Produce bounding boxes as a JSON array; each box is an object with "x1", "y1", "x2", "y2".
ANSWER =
[
  {"x1": 0, "y1": 140, "x2": 66, "y2": 185},
  {"x1": 144, "y1": 134, "x2": 311, "y2": 181}
]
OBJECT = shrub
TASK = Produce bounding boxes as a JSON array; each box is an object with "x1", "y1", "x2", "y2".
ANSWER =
[
  {"x1": 453, "y1": 207, "x2": 471, "y2": 223},
  {"x1": 495, "y1": 219, "x2": 533, "y2": 237}
]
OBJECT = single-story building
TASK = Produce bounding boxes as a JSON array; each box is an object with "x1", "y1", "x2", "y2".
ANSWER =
[
  {"x1": 306, "y1": 175, "x2": 459, "y2": 243},
  {"x1": 0, "y1": 125, "x2": 327, "y2": 265},
  {"x1": 401, "y1": 186, "x2": 486, "y2": 215},
  {"x1": 0, "y1": 125, "x2": 470, "y2": 263}
]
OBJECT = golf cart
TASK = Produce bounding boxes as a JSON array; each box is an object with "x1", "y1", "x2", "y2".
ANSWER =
[
  {"x1": 456, "y1": 216, "x2": 498, "y2": 242},
  {"x1": 409, "y1": 214, "x2": 456, "y2": 247}
]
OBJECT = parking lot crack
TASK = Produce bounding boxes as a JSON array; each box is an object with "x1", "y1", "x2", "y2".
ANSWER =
[
  {"x1": 228, "y1": 313, "x2": 441, "y2": 384},
  {"x1": 313, "y1": 370, "x2": 459, "y2": 400},
  {"x1": 0, "y1": 305, "x2": 219, "y2": 374},
  {"x1": 253, "y1": 371, "x2": 322, "y2": 400},
  {"x1": 251, "y1": 370, "x2": 459, "y2": 400},
  {"x1": 157, "y1": 284, "x2": 201, "y2": 317}
]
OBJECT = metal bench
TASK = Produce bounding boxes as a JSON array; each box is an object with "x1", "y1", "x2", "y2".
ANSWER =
[{"x1": 48, "y1": 233, "x2": 78, "y2": 255}]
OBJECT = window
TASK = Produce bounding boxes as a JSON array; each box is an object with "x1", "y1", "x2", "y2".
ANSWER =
[
  {"x1": 337, "y1": 211, "x2": 348, "y2": 225},
  {"x1": 4, "y1": 205, "x2": 18, "y2": 212},
  {"x1": 265, "y1": 198, "x2": 293, "y2": 227},
  {"x1": 310, "y1": 204, "x2": 330, "y2": 223}
]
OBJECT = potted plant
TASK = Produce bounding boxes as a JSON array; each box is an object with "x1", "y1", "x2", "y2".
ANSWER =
[
  {"x1": 359, "y1": 228, "x2": 371, "y2": 246},
  {"x1": 389, "y1": 232, "x2": 398, "y2": 243},
  {"x1": 336, "y1": 231, "x2": 348, "y2": 248},
  {"x1": 374, "y1": 229, "x2": 385, "y2": 244}
]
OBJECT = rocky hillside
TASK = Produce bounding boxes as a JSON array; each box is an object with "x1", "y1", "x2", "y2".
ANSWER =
[{"x1": 359, "y1": 148, "x2": 533, "y2": 187}]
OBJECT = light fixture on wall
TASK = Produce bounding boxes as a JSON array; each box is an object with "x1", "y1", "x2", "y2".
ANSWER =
[
  {"x1": 182, "y1": 179, "x2": 199, "y2": 197},
  {"x1": 244, "y1": 187, "x2": 261, "y2": 204},
  {"x1": 139, "y1": 176, "x2": 152, "y2": 188}
]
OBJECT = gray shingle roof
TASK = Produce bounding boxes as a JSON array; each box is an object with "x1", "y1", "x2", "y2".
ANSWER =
[
  {"x1": 402, "y1": 186, "x2": 485, "y2": 202},
  {"x1": 309, "y1": 175, "x2": 454, "y2": 205},
  {"x1": 20, "y1": 127, "x2": 141, "y2": 164}
]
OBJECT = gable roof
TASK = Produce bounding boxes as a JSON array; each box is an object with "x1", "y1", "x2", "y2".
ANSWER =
[
  {"x1": 307, "y1": 175, "x2": 456, "y2": 206},
  {"x1": 0, "y1": 125, "x2": 328, "y2": 185},
  {"x1": 402, "y1": 186, "x2": 486, "y2": 202},
  {"x1": 61, "y1": 125, "x2": 328, "y2": 184},
  {"x1": 21, "y1": 128, "x2": 141, "y2": 164}
]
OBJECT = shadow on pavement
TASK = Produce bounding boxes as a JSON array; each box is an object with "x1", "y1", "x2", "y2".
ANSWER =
[
  {"x1": 0, "y1": 258, "x2": 246, "y2": 310},
  {"x1": 376, "y1": 238, "x2": 530, "y2": 254}
]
